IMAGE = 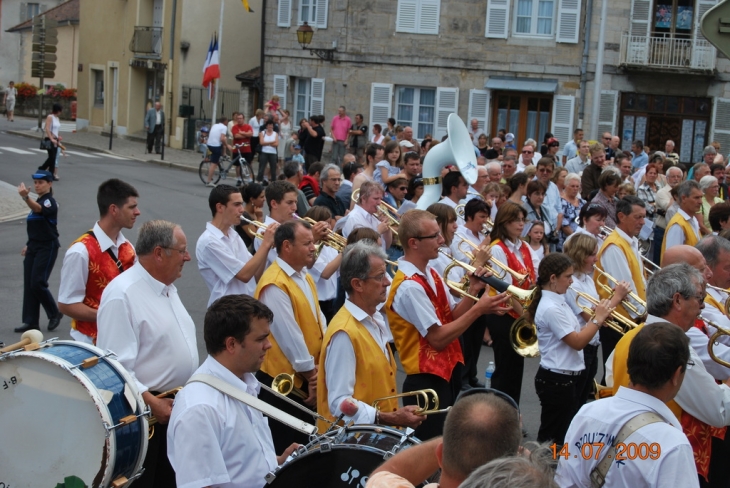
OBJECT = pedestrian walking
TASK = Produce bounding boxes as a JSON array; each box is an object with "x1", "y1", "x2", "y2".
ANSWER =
[
  {"x1": 4, "y1": 81, "x2": 17, "y2": 122},
  {"x1": 38, "y1": 103, "x2": 62, "y2": 180},
  {"x1": 16, "y1": 170, "x2": 63, "y2": 333},
  {"x1": 144, "y1": 102, "x2": 165, "y2": 154}
]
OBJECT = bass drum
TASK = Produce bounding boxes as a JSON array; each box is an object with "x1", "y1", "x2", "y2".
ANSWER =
[
  {"x1": 0, "y1": 340, "x2": 148, "y2": 487},
  {"x1": 266, "y1": 424, "x2": 433, "y2": 487}
]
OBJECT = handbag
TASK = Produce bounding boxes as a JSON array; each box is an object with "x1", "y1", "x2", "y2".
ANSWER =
[{"x1": 40, "y1": 138, "x2": 54, "y2": 150}]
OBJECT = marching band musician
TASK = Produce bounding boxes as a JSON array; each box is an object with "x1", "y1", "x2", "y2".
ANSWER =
[
  {"x1": 196, "y1": 185, "x2": 277, "y2": 307},
  {"x1": 486, "y1": 202, "x2": 538, "y2": 406},
  {"x1": 304, "y1": 206, "x2": 342, "y2": 323},
  {"x1": 255, "y1": 220, "x2": 327, "y2": 452},
  {"x1": 527, "y1": 253, "x2": 614, "y2": 444},
  {"x1": 168, "y1": 295, "x2": 298, "y2": 488},
  {"x1": 451, "y1": 199, "x2": 491, "y2": 266},
  {"x1": 661, "y1": 180, "x2": 703, "y2": 260},
  {"x1": 342, "y1": 180, "x2": 394, "y2": 251},
  {"x1": 438, "y1": 171, "x2": 469, "y2": 226},
  {"x1": 595, "y1": 196, "x2": 647, "y2": 376},
  {"x1": 317, "y1": 241, "x2": 425, "y2": 430},
  {"x1": 385, "y1": 210, "x2": 511, "y2": 440},
  {"x1": 97, "y1": 220, "x2": 199, "y2": 488}
]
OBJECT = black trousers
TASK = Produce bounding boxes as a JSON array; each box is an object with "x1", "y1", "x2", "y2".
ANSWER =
[
  {"x1": 319, "y1": 299, "x2": 336, "y2": 324},
  {"x1": 304, "y1": 153, "x2": 320, "y2": 174},
  {"x1": 700, "y1": 433, "x2": 730, "y2": 488},
  {"x1": 256, "y1": 371, "x2": 314, "y2": 453},
  {"x1": 22, "y1": 240, "x2": 60, "y2": 326},
  {"x1": 38, "y1": 143, "x2": 58, "y2": 171},
  {"x1": 461, "y1": 314, "x2": 488, "y2": 388},
  {"x1": 599, "y1": 326, "x2": 623, "y2": 385},
  {"x1": 147, "y1": 124, "x2": 163, "y2": 153},
  {"x1": 535, "y1": 367, "x2": 580, "y2": 444},
  {"x1": 402, "y1": 367, "x2": 462, "y2": 441},
  {"x1": 575, "y1": 343, "x2": 599, "y2": 407},
  {"x1": 136, "y1": 414, "x2": 176, "y2": 488},
  {"x1": 486, "y1": 313, "x2": 524, "y2": 404}
]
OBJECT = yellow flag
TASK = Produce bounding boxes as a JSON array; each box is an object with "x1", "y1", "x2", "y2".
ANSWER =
[{"x1": 241, "y1": 0, "x2": 253, "y2": 12}]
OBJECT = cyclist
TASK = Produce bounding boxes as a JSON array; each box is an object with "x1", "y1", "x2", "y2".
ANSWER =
[
  {"x1": 231, "y1": 113, "x2": 254, "y2": 186},
  {"x1": 205, "y1": 117, "x2": 228, "y2": 187}
]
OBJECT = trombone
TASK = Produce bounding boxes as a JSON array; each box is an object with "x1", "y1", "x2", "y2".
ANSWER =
[
  {"x1": 457, "y1": 236, "x2": 528, "y2": 286},
  {"x1": 271, "y1": 372, "x2": 308, "y2": 400},
  {"x1": 568, "y1": 287, "x2": 639, "y2": 335},
  {"x1": 642, "y1": 257, "x2": 661, "y2": 277},
  {"x1": 700, "y1": 314, "x2": 730, "y2": 368},
  {"x1": 593, "y1": 265, "x2": 647, "y2": 317},
  {"x1": 372, "y1": 389, "x2": 450, "y2": 415}
]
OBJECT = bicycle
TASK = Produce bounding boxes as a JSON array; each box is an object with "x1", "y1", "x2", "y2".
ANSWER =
[{"x1": 198, "y1": 143, "x2": 252, "y2": 186}]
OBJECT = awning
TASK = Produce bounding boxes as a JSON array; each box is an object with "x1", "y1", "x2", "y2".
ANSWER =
[{"x1": 485, "y1": 77, "x2": 558, "y2": 93}]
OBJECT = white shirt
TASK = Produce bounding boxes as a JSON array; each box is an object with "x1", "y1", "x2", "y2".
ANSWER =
[
  {"x1": 535, "y1": 290, "x2": 585, "y2": 372},
  {"x1": 664, "y1": 208, "x2": 701, "y2": 249},
  {"x1": 249, "y1": 116, "x2": 262, "y2": 137},
  {"x1": 155, "y1": 110, "x2": 162, "y2": 125},
  {"x1": 451, "y1": 225, "x2": 485, "y2": 265},
  {"x1": 687, "y1": 326, "x2": 730, "y2": 381},
  {"x1": 257, "y1": 258, "x2": 326, "y2": 373},
  {"x1": 324, "y1": 300, "x2": 391, "y2": 425},
  {"x1": 97, "y1": 262, "x2": 199, "y2": 393},
  {"x1": 309, "y1": 245, "x2": 339, "y2": 301},
  {"x1": 555, "y1": 387, "x2": 698, "y2": 488},
  {"x1": 565, "y1": 272, "x2": 601, "y2": 346},
  {"x1": 465, "y1": 186, "x2": 482, "y2": 202},
  {"x1": 655, "y1": 185, "x2": 674, "y2": 229},
  {"x1": 391, "y1": 258, "x2": 456, "y2": 337},
  {"x1": 196, "y1": 222, "x2": 256, "y2": 307},
  {"x1": 208, "y1": 123, "x2": 227, "y2": 148},
  {"x1": 599, "y1": 227, "x2": 645, "y2": 319},
  {"x1": 703, "y1": 288, "x2": 730, "y2": 348},
  {"x1": 565, "y1": 156, "x2": 590, "y2": 175},
  {"x1": 518, "y1": 153, "x2": 542, "y2": 166},
  {"x1": 490, "y1": 238, "x2": 538, "y2": 285},
  {"x1": 254, "y1": 215, "x2": 280, "y2": 267},
  {"x1": 342, "y1": 204, "x2": 388, "y2": 251},
  {"x1": 168, "y1": 356, "x2": 277, "y2": 488},
  {"x1": 438, "y1": 196, "x2": 465, "y2": 226},
  {"x1": 564, "y1": 225, "x2": 604, "y2": 249}
]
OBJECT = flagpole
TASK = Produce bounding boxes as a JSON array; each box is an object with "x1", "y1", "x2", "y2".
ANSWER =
[{"x1": 211, "y1": 0, "x2": 225, "y2": 125}]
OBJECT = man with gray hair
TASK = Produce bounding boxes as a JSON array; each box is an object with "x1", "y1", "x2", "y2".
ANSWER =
[
  {"x1": 98, "y1": 220, "x2": 198, "y2": 488},
  {"x1": 704, "y1": 145, "x2": 718, "y2": 166},
  {"x1": 317, "y1": 241, "x2": 424, "y2": 429},
  {"x1": 654, "y1": 165, "x2": 684, "y2": 263},
  {"x1": 469, "y1": 118, "x2": 486, "y2": 146},
  {"x1": 485, "y1": 161, "x2": 503, "y2": 184},
  {"x1": 462, "y1": 448, "x2": 558, "y2": 488},
  {"x1": 313, "y1": 163, "x2": 347, "y2": 219},
  {"x1": 662, "y1": 179, "x2": 703, "y2": 260},
  {"x1": 665, "y1": 139, "x2": 680, "y2": 165}
]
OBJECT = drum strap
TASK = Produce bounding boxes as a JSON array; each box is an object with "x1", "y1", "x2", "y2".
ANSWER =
[{"x1": 186, "y1": 374, "x2": 318, "y2": 435}]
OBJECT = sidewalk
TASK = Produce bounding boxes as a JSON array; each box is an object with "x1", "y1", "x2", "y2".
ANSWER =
[{"x1": 0, "y1": 181, "x2": 35, "y2": 223}]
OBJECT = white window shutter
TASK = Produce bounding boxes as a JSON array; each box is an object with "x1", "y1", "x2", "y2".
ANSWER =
[
  {"x1": 485, "y1": 0, "x2": 509, "y2": 39},
  {"x1": 468, "y1": 89, "x2": 490, "y2": 134},
  {"x1": 418, "y1": 0, "x2": 440, "y2": 35},
  {"x1": 556, "y1": 0, "x2": 580, "y2": 43},
  {"x1": 435, "y1": 87, "x2": 459, "y2": 141},
  {"x1": 711, "y1": 98, "x2": 730, "y2": 159},
  {"x1": 370, "y1": 83, "x2": 393, "y2": 130},
  {"x1": 310, "y1": 78, "x2": 325, "y2": 116},
  {"x1": 20, "y1": 3, "x2": 28, "y2": 22},
  {"x1": 597, "y1": 90, "x2": 618, "y2": 138},
  {"x1": 692, "y1": 0, "x2": 717, "y2": 69},
  {"x1": 551, "y1": 95, "x2": 575, "y2": 157},
  {"x1": 396, "y1": 0, "x2": 418, "y2": 33},
  {"x1": 273, "y1": 75, "x2": 288, "y2": 111},
  {"x1": 315, "y1": 0, "x2": 328, "y2": 28},
  {"x1": 278, "y1": 0, "x2": 292, "y2": 27}
]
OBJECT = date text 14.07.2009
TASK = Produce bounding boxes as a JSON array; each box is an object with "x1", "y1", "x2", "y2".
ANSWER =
[{"x1": 551, "y1": 442, "x2": 661, "y2": 461}]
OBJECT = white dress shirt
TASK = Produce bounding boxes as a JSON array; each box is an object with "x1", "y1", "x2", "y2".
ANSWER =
[
  {"x1": 664, "y1": 208, "x2": 701, "y2": 249},
  {"x1": 565, "y1": 272, "x2": 601, "y2": 346},
  {"x1": 465, "y1": 186, "x2": 481, "y2": 202},
  {"x1": 490, "y1": 238, "x2": 538, "y2": 285},
  {"x1": 437, "y1": 196, "x2": 465, "y2": 226},
  {"x1": 655, "y1": 185, "x2": 674, "y2": 229},
  {"x1": 687, "y1": 325, "x2": 730, "y2": 381},
  {"x1": 451, "y1": 224, "x2": 485, "y2": 264},
  {"x1": 535, "y1": 290, "x2": 585, "y2": 372},
  {"x1": 309, "y1": 245, "x2": 339, "y2": 301},
  {"x1": 254, "y1": 215, "x2": 280, "y2": 267},
  {"x1": 556, "y1": 387, "x2": 698, "y2": 488},
  {"x1": 168, "y1": 356, "x2": 278, "y2": 488},
  {"x1": 564, "y1": 226, "x2": 604, "y2": 249},
  {"x1": 97, "y1": 262, "x2": 199, "y2": 393},
  {"x1": 324, "y1": 300, "x2": 391, "y2": 425},
  {"x1": 196, "y1": 222, "x2": 256, "y2": 307},
  {"x1": 342, "y1": 204, "x2": 388, "y2": 251},
  {"x1": 257, "y1": 258, "x2": 326, "y2": 373},
  {"x1": 599, "y1": 227, "x2": 645, "y2": 318},
  {"x1": 703, "y1": 287, "x2": 730, "y2": 347},
  {"x1": 391, "y1": 258, "x2": 456, "y2": 337}
]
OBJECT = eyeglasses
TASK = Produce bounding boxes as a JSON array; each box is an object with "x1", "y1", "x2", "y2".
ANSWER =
[
  {"x1": 603, "y1": 137, "x2": 611, "y2": 140},
  {"x1": 456, "y1": 387, "x2": 520, "y2": 412},
  {"x1": 398, "y1": 186, "x2": 408, "y2": 191},
  {"x1": 328, "y1": 177, "x2": 343, "y2": 182},
  {"x1": 522, "y1": 150, "x2": 534, "y2": 154},
  {"x1": 364, "y1": 272, "x2": 389, "y2": 282},
  {"x1": 163, "y1": 247, "x2": 189, "y2": 256},
  {"x1": 414, "y1": 231, "x2": 442, "y2": 240}
]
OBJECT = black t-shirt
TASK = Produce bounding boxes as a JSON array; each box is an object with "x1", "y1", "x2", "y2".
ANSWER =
[
  {"x1": 605, "y1": 147, "x2": 616, "y2": 161},
  {"x1": 350, "y1": 124, "x2": 368, "y2": 149},
  {"x1": 484, "y1": 148, "x2": 501, "y2": 160},
  {"x1": 26, "y1": 193, "x2": 59, "y2": 242},
  {"x1": 303, "y1": 125, "x2": 326, "y2": 159},
  {"x1": 313, "y1": 192, "x2": 347, "y2": 218}
]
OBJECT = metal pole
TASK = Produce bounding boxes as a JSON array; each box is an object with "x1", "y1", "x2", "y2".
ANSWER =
[
  {"x1": 590, "y1": 0, "x2": 608, "y2": 139},
  {"x1": 109, "y1": 119, "x2": 114, "y2": 150},
  {"x1": 210, "y1": 0, "x2": 224, "y2": 125}
]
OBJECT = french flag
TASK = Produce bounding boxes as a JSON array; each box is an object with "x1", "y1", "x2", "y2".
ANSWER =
[{"x1": 202, "y1": 35, "x2": 220, "y2": 97}]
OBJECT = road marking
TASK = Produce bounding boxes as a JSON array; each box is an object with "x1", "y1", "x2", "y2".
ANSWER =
[
  {"x1": 98, "y1": 153, "x2": 130, "y2": 160},
  {"x1": 0, "y1": 147, "x2": 35, "y2": 155},
  {"x1": 63, "y1": 150, "x2": 100, "y2": 159},
  {"x1": 28, "y1": 148, "x2": 48, "y2": 153}
]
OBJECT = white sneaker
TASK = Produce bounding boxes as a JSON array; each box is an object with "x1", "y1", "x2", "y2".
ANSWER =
[{"x1": 206, "y1": 182, "x2": 215, "y2": 187}]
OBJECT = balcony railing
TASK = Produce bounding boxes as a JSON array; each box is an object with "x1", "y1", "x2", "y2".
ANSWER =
[
  {"x1": 619, "y1": 33, "x2": 716, "y2": 72},
  {"x1": 130, "y1": 26, "x2": 163, "y2": 58}
]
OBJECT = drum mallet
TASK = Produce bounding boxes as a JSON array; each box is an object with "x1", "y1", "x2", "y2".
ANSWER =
[{"x1": 0, "y1": 330, "x2": 44, "y2": 353}]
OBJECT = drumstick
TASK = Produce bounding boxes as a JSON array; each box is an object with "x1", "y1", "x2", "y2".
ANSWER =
[
  {"x1": 340, "y1": 397, "x2": 359, "y2": 417},
  {"x1": 0, "y1": 330, "x2": 44, "y2": 353}
]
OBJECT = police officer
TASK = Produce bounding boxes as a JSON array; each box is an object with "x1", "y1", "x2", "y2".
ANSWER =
[{"x1": 16, "y1": 170, "x2": 63, "y2": 333}]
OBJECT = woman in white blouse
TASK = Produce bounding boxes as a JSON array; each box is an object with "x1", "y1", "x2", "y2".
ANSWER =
[
  {"x1": 563, "y1": 233, "x2": 629, "y2": 408},
  {"x1": 563, "y1": 202, "x2": 608, "y2": 249},
  {"x1": 527, "y1": 252, "x2": 613, "y2": 444},
  {"x1": 371, "y1": 123, "x2": 385, "y2": 145}
]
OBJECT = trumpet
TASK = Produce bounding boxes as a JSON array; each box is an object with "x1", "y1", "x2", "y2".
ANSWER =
[
  {"x1": 569, "y1": 287, "x2": 639, "y2": 335},
  {"x1": 294, "y1": 214, "x2": 348, "y2": 252},
  {"x1": 351, "y1": 190, "x2": 400, "y2": 236},
  {"x1": 372, "y1": 389, "x2": 450, "y2": 415},
  {"x1": 510, "y1": 315, "x2": 540, "y2": 358},
  {"x1": 457, "y1": 236, "x2": 528, "y2": 286},
  {"x1": 240, "y1": 215, "x2": 269, "y2": 240},
  {"x1": 593, "y1": 266, "x2": 647, "y2": 317},
  {"x1": 271, "y1": 372, "x2": 308, "y2": 400},
  {"x1": 701, "y1": 314, "x2": 730, "y2": 368},
  {"x1": 642, "y1": 257, "x2": 661, "y2": 277}
]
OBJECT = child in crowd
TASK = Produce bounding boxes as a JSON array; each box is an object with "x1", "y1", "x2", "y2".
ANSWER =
[
  {"x1": 291, "y1": 144, "x2": 305, "y2": 167},
  {"x1": 374, "y1": 140, "x2": 406, "y2": 188},
  {"x1": 524, "y1": 220, "x2": 549, "y2": 265}
]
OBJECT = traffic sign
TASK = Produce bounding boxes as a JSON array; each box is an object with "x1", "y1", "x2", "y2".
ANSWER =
[
  {"x1": 32, "y1": 44, "x2": 57, "y2": 53},
  {"x1": 32, "y1": 61, "x2": 56, "y2": 71},
  {"x1": 701, "y1": 0, "x2": 730, "y2": 58},
  {"x1": 32, "y1": 33, "x2": 58, "y2": 44},
  {"x1": 32, "y1": 53, "x2": 57, "y2": 62},
  {"x1": 32, "y1": 71, "x2": 55, "y2": 79}
]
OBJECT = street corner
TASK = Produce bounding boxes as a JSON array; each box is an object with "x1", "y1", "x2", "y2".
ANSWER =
[{"x1": 0, "y1": 180, "x2": 34, "y2": 223}]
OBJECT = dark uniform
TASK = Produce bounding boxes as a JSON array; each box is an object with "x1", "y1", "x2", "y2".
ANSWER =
[{"x1": 20, "y1": 172, "x2": 61, "y2": 331}]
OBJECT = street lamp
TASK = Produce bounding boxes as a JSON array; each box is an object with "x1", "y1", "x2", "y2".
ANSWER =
[{"x1": 296, "y1": 22, "x2": 336, "y2": 62}]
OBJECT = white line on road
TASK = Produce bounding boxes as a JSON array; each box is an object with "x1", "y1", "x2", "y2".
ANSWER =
[
  {"x1": 0, "y1": 147, "x2": 35, "y2": 155},
  {"x1": 98, "y1": 153, "x2": 130, "y2": 160},
  {"x1": 28, "y1": 148, "x2": 48, "y2": 153},
  {"x1": 63, "y1": 150, "x2": 100, "y2": 159}
]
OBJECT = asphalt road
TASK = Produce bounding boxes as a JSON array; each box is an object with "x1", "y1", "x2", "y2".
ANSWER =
[{"x1": 0, "y1": 123, "x2": 564, "y2": 442}]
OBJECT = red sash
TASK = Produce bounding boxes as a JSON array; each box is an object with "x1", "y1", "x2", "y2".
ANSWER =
[
  {"x1": 493, "y1": 239, "x2": 536, "y2": 318},
  {"x1": 405, "y1": 269, "x2": 464, "y2": 381}
]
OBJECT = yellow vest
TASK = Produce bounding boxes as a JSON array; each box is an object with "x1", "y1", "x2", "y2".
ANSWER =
[
  {"x1": 316, "y1": 306, "x2": 398, "y2": 432},
  {"x1": 595, "y1": 231, "x2": 646, "y2": 320},
  {"x1": 386, "y1": 271, "x2": 423, "y2": 376},
  {"x1": 662, "y1": 212, "x2": 699, "y2": 261},
  {"x1": 255, "y1": 262, "x2": 323, "y2": 388},
  {"x1": 611, "y1": 323, "x2": 682, "y2": 420}
]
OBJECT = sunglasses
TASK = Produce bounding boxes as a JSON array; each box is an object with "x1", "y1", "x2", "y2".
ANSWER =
[{"x1": 398, "y1": 186, "x2": 408, "y2": 191}]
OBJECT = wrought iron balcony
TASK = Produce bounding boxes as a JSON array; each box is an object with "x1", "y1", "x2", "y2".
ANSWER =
[
  {"x1": 619, "y1": 33, "x2": 716, "y2": 73},
  {"x1": 130, "y1": 26, "x2": 163, "y2": 58}
]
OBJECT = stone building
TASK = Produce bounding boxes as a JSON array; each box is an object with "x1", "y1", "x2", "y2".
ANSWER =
[{"x1": 262, "y1": 0, "x2": 730, "y2": 162}]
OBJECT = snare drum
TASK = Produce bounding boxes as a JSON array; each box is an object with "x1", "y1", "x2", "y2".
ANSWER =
[
  {"x1": 266, "y1": 424, "x2": 427, "y2": 487},
  {"x1": 0, "y1": 340, "x2": 148, "y2": 487}
]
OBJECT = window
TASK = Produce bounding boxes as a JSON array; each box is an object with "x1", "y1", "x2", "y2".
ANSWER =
[
  {"x1": 297, "y1": 0, "x2": 327, "y2": 27},
  {"x1": 293, "y1": 77, "x2": 325, "y2": 124},
  {"x1": 652, "y1": 0, "x2": 693, "y2": 38},
  {"x1": 491, "y1": 92, "x2": 552, "y2": 147},
  {"x1": 514, "y1": 0, "x2": 555, "y2": 36},
  {"x1": 396, "y1": 0, "x2": 440, "y2": 35},
  {"x1": 93, "y1": 70, "x2": 104, "y2": 107},
  {"x1": 396, "y1": 87, "x2": 435, "y2": 139},
  {"x1": 25, "y1": 3, "x2": 41, "y2": 20}
]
